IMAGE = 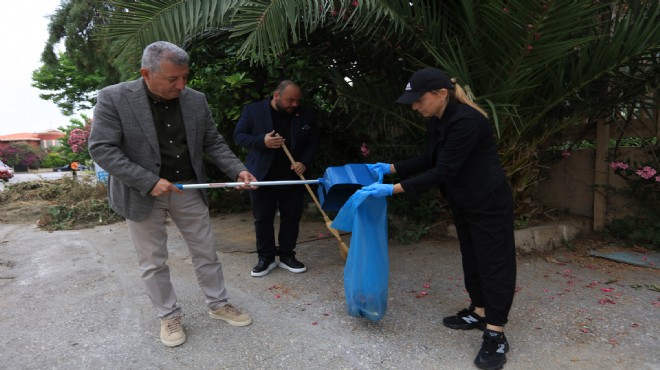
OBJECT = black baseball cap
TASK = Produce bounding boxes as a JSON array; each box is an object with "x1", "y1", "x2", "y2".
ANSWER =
[{"x1": 396, "y1": 68, "x2": 454, "y2": 104}]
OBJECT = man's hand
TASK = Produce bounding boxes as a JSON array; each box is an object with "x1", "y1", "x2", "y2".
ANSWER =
[
  {"x1": 362, "y1": 183, "x2": 394, "y2": 198},
  {"x1": 236, "y1": 171, "x2": 258, "y2": 190},
  {"x1": 264, "y1": 130, "x2": 285, "y2": 149},
  {"x1": 291, "y1": 162, "x2": 306, "y2": 176},
  {"x1": 150, "y1": 178, "x2": 183, "y2": 197}
]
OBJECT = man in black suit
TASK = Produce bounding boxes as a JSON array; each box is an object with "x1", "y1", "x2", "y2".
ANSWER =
[{"x1": 234, "y1": 81, "x2": 319, "y2": 277}]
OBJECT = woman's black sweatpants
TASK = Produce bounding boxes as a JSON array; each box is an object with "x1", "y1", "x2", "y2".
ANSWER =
[{"x1": 450, "y1": 182, "x2": 517, "y2": 327}]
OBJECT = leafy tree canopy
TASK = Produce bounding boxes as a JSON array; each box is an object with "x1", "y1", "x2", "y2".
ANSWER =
[
  {"x1": 32, "y1": 52, "x2": 104, "y2": 115},
  {"x1": 33, "y1": 0, "x2": 122, "y2": 115},
  {"x1": 36, "y1": 0, "x2": 659, "y2": 217}
]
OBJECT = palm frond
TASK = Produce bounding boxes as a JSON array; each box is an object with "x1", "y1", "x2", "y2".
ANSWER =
[
  {"x1": 230, "y1": 0, "x2": 450, "y2": 63},
  {"x1": 102, "y1": 0, "x2": 240, "y2": 69}
]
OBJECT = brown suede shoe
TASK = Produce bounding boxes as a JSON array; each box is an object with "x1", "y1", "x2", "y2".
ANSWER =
[
  {"x1": 160, "y1": 316, "x2": 185, "y2": 347},
  {"x1": 209, "y1": 304, "x2": 252, "y2": 326}
]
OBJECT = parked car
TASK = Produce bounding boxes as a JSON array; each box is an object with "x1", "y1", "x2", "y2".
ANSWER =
[
  {"x1": 53, "y1": 164, "x2": 89, "y2": 172},
  {"x1": 0, "y1": 160, "x2": 14, "y2": 182}
]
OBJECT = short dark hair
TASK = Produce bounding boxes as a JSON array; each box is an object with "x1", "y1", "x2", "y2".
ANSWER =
[{"x1": 275, "y1": 80, "x2": 299, "y2": 95}]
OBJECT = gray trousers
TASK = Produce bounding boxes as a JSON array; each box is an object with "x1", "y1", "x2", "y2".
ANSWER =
[{"x1": 126, "y1": 189, "x2": 228, "y2": 319}]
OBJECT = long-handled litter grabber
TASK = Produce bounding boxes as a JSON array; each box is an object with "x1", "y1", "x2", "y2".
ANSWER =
[
  {"x1": 174, "y1": 180, "x2": 320, "y2": 190},
  {"x1": 281, "y1": 143, "x2": 350, "y2": 261}
]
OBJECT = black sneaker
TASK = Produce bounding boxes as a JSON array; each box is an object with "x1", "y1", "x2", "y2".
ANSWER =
[
  {"x1": 251, "y1": 257, "x2": 277, "y2": 277},
  {"x1": 278, "y1": 256, "x2": 307, "y2": 273},
  {"x1": 442, "y1": 306, "x2": 486, "y2": 330},
  {"x1": 474, "y1": 329, "x2": 509, "y2": 370}
]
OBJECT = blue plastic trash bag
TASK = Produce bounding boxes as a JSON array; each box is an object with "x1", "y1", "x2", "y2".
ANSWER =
[{"x1": 332, "y1": 189, "x2": 389, "y2": 322}]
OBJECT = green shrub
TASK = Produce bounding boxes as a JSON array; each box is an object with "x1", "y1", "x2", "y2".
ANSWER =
[{"x1": 606, "y1": 217, "x2": 660, "y2": 250}]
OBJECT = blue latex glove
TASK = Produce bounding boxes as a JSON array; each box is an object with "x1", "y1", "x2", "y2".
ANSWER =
[
  {"x1": 362, "y1": 183, "x2": 394, "y2": 198},
  {"x1": 366, "y1": 163, "x2": 391, "y2": 182}
]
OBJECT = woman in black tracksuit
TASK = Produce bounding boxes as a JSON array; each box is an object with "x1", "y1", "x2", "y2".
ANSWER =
[{"x1": 363, "y1": 68, "x2": 516, "y2": 370}]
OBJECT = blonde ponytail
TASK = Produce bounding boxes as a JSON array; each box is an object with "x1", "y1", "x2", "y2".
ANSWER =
[{"x1": 451, "y1": 82, "x2": 489, "y2": 118}]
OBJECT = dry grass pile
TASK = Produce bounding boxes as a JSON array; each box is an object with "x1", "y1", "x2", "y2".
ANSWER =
[{"x1": 0, "y1": 178, "x2": 123, "y2": 230}]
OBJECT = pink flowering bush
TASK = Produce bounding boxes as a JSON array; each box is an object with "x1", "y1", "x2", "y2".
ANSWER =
[
  {"x1": 52, "y1": 119, "x2": 93, "y2": 167},
  {"x1": 635, "y1": 166, "x2": 657, "y2": 180},
  {"x1": 68, "y1": 127, "x2": 90, "y2": 154},
  {"x1": 0, "y1": 142, "x2": 45, "y2": 169},
  {"x1": 610, "y1": 161, "x2": 660, "y2": 184},
  {"x1": 608, "y1": 159, "x2": 660, "y2": 249},
  {"x1": 609, "y1": 161, "x2": 629, "y2": 171}
]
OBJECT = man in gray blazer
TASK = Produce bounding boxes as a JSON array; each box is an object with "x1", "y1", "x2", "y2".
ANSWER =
[{"x1": 89, "y1": 41, "x2": 257, "y2": 347}]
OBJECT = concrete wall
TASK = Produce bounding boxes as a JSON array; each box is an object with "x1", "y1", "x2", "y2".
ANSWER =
[{"x1": 534, "y1": 148, "x2": 653, "y2": 225}]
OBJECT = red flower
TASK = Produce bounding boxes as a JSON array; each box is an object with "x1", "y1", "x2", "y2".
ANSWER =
[{"x1": 360, "y1": 143, "x2": 370, "y2": 157}]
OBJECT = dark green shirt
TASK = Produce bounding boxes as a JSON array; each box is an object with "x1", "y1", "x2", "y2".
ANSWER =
[
  {"x1": 145, "y1": 85, "x2": 195, "y2": 182},
  {"x1": 264, "y1": 106, "x2": 296, "y2": 182}
]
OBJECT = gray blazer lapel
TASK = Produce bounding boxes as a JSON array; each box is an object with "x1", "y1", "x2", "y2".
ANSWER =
[{"x1": 126, "y1": 79, "x2": 160, "y2": 157}]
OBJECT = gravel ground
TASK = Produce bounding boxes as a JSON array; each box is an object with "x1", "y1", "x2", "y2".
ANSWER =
[{"x1": 0, "y1": 213, "x2": 658, "y2": 370}]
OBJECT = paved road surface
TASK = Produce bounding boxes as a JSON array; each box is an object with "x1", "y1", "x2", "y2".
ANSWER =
[{"x1": 0, "y1": 213, "x2": 658, "y2": 369}]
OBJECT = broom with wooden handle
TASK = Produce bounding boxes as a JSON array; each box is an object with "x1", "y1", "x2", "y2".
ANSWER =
[{"x1": 281, "y1": 143, "x2": 349, "y2": 261}]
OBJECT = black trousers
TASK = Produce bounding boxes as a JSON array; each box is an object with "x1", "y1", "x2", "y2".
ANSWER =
[
  {"x1": 450, "y1": 182, "x2": 517, "y2": 327},
  {"x1": 249, "y1": 186, "x2": 305, "y2": 259}
]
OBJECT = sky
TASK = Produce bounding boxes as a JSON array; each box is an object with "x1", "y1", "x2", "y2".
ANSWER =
[{"x1": 1, "y1": 1, "x2": 91, "y2": 135}]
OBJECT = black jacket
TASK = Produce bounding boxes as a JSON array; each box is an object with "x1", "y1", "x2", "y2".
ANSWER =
[
  {"x1": 233, "y1": 99, "x2": 318, "y2": 181},
  {"x1": 394, "y1": 101, "x2": 507, "y2": 206}
]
